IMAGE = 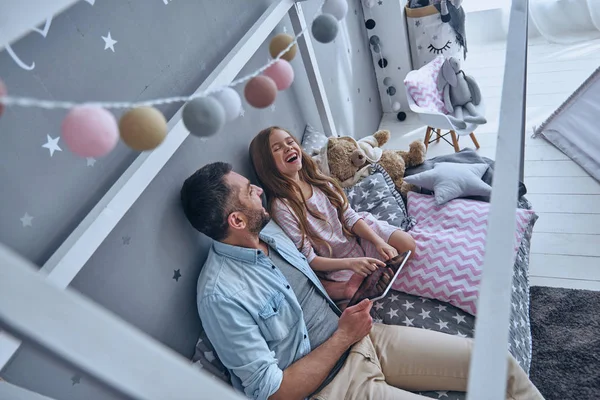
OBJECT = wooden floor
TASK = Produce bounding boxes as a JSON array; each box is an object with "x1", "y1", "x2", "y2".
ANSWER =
[{"x1": 381, "y1": 36, "x2": 600, "y2": 291}]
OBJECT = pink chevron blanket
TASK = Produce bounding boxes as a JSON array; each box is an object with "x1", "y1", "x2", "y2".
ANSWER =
[{"x1": 394, "y1": 192, "x2": 535, "y2": 315}]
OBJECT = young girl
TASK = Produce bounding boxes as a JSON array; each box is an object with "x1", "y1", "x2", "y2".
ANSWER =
[{"x1": 249, "y1": 126, "x2": 415, "y2": 287}]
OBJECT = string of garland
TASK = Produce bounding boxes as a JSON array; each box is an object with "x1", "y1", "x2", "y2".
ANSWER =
[{"x1": 0, "y1": 0, "x2": 349, "y2": 158}]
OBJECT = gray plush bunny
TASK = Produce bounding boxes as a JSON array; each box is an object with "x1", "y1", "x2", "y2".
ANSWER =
[{"x1": 437, "y1": 57, "x2": 487, "y2": 125}]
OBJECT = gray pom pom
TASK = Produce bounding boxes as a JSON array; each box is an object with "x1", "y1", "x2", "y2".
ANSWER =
[
  {"x1": 182, "y1": 97, "x2": 226, "y2": 137},
  {"x1": 312, "y1": 14, "x2": 339, "y2": 43},
  {"x1": 369, "y1": 35, "x2": 381, "y2": 46},
  {"x1": 383, "y1": 77, "x2": 394, "y2": 86}
]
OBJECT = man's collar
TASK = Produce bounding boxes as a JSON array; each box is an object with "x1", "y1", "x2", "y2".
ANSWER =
[{"x1": 212, "y1": 233, "x2": 277, "y2": 264}]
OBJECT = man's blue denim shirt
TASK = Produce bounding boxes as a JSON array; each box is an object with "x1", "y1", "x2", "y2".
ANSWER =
[{"x1": 197, "y1": 221, "x2": 341, "y2": 400}]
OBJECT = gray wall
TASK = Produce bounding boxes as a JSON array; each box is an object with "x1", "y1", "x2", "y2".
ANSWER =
[{"x1": 0, "y1": 1, "x2": 381, "y2": 398}]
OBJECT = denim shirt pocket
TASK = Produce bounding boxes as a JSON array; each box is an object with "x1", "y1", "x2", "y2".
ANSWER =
[{"x1": 258, "y1": 291, "x2": 297, "y2": 342}]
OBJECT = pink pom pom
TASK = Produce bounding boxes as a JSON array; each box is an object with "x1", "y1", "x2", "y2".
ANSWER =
[
  {"x1": 0, "y1": 78, "x2": 7, "y2": 117},
  {"x1": 62, "y1": 106, "x2": 119, "y2": 157},
  {"x1": 264, "y1": 60, "x2": 295, "y2": 91},
  {"x1": 245, "y1": 76, "x2": 278, "y2": 109}
]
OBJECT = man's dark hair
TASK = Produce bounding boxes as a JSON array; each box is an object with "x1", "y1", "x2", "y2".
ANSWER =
[{"x1": 180, "y1": 162, "x2": 234, "y2": 241}]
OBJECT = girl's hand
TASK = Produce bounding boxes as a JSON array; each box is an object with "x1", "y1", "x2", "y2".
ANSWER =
[
  {"x1": 345, "y1": 257, "x2": 386, "y2": 277},
  {"x1": 375, "y1": 240, "x2": 398, "y2": 261}
]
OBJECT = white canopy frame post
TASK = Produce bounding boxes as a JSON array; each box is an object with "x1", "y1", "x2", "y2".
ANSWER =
[
  {"x1": 0, "y1": 244, "x2": 245, "y2": 400},
  {"x1": 467, "y1": 0, "x2": 529, "y2": 399},
  {"x1": 0, "y1": 0, "x2": 79, "y2": 52},
  {"x1": 0, "y1": 379, "x2": 58, "y2": 400},
  {"x1": 0, "y1": 0, "x2": 336, "y2": 372}
]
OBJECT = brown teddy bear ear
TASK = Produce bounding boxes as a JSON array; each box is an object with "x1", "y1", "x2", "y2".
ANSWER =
[{"x1": 373, "y1": 130, "x2": 391, "y2": 146}]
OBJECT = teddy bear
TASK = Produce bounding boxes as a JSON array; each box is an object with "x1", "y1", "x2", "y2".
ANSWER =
[{"x1": 312, "y1": 130, "x2": 426, "y2": 196}]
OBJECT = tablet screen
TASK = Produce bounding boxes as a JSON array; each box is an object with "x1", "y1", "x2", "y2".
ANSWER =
[{"x1": 347, "y1": 250, "x2": 411, "y2": 307}]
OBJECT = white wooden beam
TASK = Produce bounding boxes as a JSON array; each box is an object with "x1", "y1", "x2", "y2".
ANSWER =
[
  {"x1": 0, "y1": 0, "x2": 79, "y2": 51},
  {"x1": 0, "y1": 244, "x2": 244, "y2": 400},
  {"x1": 289, "y1": 3, "x2": 338, "y2": 137},
  {"x1": 467, "y1": 0, "x2": 529, "y2": 399},
  {"x1": 0, "y1": 380, "x2": 57, "y2": 400},
  {"x1": 0, "y1": 0, "x2": 296, "y2": 371}
]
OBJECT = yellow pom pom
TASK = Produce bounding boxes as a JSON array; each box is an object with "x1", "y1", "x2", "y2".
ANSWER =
[
  {"x1": 119, "y1": 107, "x2": 167, "y2": 151},
  {"x1": 269, "y1": 33, "x2": 297, "y2": 62}
]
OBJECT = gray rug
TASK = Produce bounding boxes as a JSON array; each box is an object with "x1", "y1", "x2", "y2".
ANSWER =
[{"x1": 529, "y1": 286, "x2": 600, "y2": 399}]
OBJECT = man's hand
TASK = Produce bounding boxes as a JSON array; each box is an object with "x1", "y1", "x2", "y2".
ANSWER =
[
  {"x1": 343, "y1": 273, "x2": 364, "y2": 300},
  {"x1": 335, "y1": 299, "x2": 373, "y2": 347}
]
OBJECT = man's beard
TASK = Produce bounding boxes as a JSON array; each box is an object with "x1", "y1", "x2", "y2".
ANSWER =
[{"x1": 244, "y1": 208, "x2": 270, "y2": 234}]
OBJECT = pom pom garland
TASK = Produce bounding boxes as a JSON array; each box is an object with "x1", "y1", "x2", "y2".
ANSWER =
[
  {"x1": 311, "y1": 14, "x2": 339, "y2": 43},
  {"x1": 62, "y1": 106, "x2": 119, "y2": 157},
  {"x1": 269, "y1": 34, "x2": 297, "y2": 62},
  {"x1": 212, "y1": 87, "x2": 242, "y2": 122},
  {"x1": 0, "y1": 0, "x2": 349, "y2": 153},
  {"x1": 244, "y1": 76, "x2": 278, "y2": 109},
  {"x1": 182, "y1": 97, "x2": 226, "y2": 137},
  {"x1": 322, "y1": 0, "x2": 348, "y2": 21},
  {"x1": 0, "y1": 79, "x2": 6, "y2": 117},
  {"x1": 119, "y1": 107, "x2": 168, "y2": 151},
  {"x1": 392, "y1": 102, "x2": 402, "y2": 112},
  {"x1": 264, "y1": 60, "x2": 295, "y2": 91}
]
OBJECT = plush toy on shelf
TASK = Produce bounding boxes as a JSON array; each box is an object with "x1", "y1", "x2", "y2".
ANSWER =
[
  {"x1": 437, "y1": 57, "x2": 487, "y2": 125},
  {"x1": 312, "y1": 130, "x2": 426, "y2": 196}
]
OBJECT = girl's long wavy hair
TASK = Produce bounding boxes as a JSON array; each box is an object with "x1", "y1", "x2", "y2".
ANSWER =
[{"x1": 249, "y1": 126, "x2": 354, "y2": 256}]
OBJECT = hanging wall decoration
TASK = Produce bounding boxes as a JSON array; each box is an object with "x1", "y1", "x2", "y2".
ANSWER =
[
  {"x1": 360, "y1": 0, "x2": 413, "y2": 115},
  {"x1": 405, "y1": 2, "x2": 466, "y2": 68},
  {"x1": 0, "y1": 0, "x2": 348, "y2": 159}
]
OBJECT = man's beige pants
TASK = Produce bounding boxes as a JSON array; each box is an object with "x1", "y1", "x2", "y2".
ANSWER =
[{"x1": 312, "y1": 324, "x2": 544, "y2": 400}]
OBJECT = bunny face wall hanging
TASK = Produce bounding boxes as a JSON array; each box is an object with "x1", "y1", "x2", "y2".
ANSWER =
[
  {"x1": 437, "y1": 57, "x2": 487, "y2": 126},
  {"x1": 405, "y1": 2, "x2": 466, "y2": 69}
]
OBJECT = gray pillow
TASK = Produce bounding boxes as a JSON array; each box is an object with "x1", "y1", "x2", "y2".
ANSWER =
[
  {"x1": 301, "y1": 124, "x2": 328, "y2": 155},
  {"x1": 343, "y1": 168, "x2": 416, "y2": 232},
  {"x1": 404, "y1": 162, "x2": 491, "y2": 205}
]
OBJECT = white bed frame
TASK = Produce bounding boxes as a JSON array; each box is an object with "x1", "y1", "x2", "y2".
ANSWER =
[{"x1": 0, "y1": 0, "x2": 529, "y2": 399}]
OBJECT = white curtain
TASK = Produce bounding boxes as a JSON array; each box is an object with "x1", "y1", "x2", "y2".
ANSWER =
[{"x1": 529, "y1": 0, "x2": 600, "y2": 44}]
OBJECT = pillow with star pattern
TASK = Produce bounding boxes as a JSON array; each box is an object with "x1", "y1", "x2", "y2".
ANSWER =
[
  {"x1": 343, "y1": 166, "x2": 416, "y2": 232},
  {"x1": 300, "y1": 124, "x2": 328, "y2": 156}
]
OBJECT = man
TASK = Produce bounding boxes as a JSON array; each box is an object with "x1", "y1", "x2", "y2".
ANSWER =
[{"x1": 180, "y1": 162, "x2": 543, "y2": 400}]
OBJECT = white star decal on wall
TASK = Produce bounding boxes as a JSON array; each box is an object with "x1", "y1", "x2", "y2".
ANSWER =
[
  {"x1": 386, "y1": 308, "x2": 398, "y2": 319},
  {"x1": 86, "y1": 157, "x2": 96, "y2": 167},
  {"x1": 20, "y1": 212, "x2": 33, "y2": 227},
  {"x1": 102, "y1": 31, "x2": 117, "y2": 52},
  {"x1": 42, "y1": 135, "x2": 62, "y2": 157},
  {"x1": 451, "y1": 313, "x2": 466, "y2": 324}
]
